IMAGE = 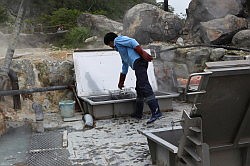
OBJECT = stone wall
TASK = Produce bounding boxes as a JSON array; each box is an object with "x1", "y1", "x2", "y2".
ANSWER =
[
  {"x1": 0, "y1": 51, "x2": 75, "y2": 132},
  {"x1": 149, "y1": 43, "x2": 247, "y2": 92},
  {"x1": 0, "y1": 112, "x2": 6, "y2": 136}
]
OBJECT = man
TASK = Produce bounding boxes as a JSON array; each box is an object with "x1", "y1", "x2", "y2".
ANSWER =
[{"x1": 104, "y1": 32, "x2": 162, "y2": 124}]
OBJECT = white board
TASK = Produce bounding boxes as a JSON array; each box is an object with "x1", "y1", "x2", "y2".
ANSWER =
[{"x1": 73, "y1": 50, "x2": 158, "y2": 97}]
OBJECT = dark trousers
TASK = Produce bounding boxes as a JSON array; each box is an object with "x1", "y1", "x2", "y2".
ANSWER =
[
  {"x1": 133, "y1": 58, "x2": 154, "y2": 99},
  {"x1": 133, "y1": 58, "x2": 160, "y2": 115}
]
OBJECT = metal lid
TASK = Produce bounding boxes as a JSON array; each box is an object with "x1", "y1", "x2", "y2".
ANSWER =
[{"x1": 73, "y1": 49, "x2": 158, "y2": 97}]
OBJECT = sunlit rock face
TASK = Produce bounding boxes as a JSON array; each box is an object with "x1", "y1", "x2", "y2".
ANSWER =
[
  {"x1": 77, "y1": 13, "x2": 123, "y2": 34},
  {"x1": 184, "y1": 0, "x2": 247, "y2": 38},
  {"x1": 0, "y1": 52, "x2": 74, "y2": 120},
  {"x1": 123, "y1": 3, "x2": 183, "y2": 44},
  {"x1": 199, "y1": 15, "x2": 248, "y2": 44}
]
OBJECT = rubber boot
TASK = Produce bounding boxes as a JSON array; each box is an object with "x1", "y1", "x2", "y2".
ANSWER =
[
  {"x1": 131, "y1": 98, "x2": 144, "y2": 120},
  {"x1": 146, "y1": 99, "x2": 162, "y2": 124}
]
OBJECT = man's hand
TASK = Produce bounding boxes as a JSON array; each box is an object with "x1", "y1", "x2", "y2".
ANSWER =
[
  {"x1": 118, "y1": 73, "x2": 126, "y2": 89},
  {"x1": 134, "y1": 45, "x2": 153, "y2": 62}
]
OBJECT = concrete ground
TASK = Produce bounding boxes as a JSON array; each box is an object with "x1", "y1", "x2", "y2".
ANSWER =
[
  {"x1": 44, "y1": 100, "x2": 192, "y2": 166},
  {"x1": 0, "y1": 100, "x2": 191, "y2": 166}
]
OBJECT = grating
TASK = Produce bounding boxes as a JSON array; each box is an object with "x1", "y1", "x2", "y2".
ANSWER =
[
  {"x1": 27, "y1": 131, "x2": 71, "y2": 166},
  {"x1": 26, "y1": 149, "x2": 71, "y2": 166},
  {"x1": 29, "y1": 131, "x2": 63, "y2": 151}
]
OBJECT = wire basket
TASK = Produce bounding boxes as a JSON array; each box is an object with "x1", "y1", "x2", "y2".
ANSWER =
[{"x1": 109, "y1": 88, "x2": 136, "y2": 100}]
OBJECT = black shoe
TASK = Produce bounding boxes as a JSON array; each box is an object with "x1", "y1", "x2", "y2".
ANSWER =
[
  {"x1": 146, "y1": 111, "x2": 162, "y2": 124},
  {"x1": 131, "y1": 113, "x2": 142, "y2": 120}
]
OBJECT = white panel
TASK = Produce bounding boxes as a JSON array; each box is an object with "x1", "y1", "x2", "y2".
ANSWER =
[{"x1": 73, "y1": 50, "x2": 158, "y2": 97}]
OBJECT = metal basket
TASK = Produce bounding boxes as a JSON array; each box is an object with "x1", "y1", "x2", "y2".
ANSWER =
[{"x1": 109, "y1": 88, "x2": 136, "y2": 100}]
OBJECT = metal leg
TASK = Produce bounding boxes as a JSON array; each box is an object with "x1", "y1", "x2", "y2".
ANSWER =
[
  {"x1": 201, "y1": 143, "x2": 210, "y2": 166},
  {"x1": 147, "y1": 139, "x2": 157, "y2": 164},
  {"x1": 243, "y1": 147, "x2": 250, "y2": 166}
]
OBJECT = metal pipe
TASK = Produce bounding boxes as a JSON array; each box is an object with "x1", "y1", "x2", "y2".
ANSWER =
[
  {"x1": 158, "y1": 44, "x2": 250, "y2": 53},
  {"x1": 0, "y1": 85, "x2": 69, "y2": 96}
]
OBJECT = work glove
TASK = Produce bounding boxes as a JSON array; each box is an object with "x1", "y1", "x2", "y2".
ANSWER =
[
  {"x1": 118, "y1": 73, "x2": 126, "y2": 89},
  {"x1": 134, "y1": 45, "x2": 153, "y2": 62}
]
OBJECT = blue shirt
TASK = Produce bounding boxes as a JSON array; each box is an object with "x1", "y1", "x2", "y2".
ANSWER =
[{"x1": 114, "y1": 35, "x2": 140, "y2": 74}]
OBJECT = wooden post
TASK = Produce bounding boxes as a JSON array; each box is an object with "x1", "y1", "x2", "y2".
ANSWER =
[
  {"x1": 2, "y1": 0, "x2": 26, "y2": 74},
  {"x1": 164, "y1": 0, "x2": 169, "y2": 12}
]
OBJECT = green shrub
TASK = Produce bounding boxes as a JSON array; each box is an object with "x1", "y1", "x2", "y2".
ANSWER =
[
  {"x1": 37, "y1": 8, "x2": 81, "y2": 29},
  {"x1": 0, "y1": 5, "x2": 8, "y2": 23},
  {"x1": 50, "y1": 8, "x2": 81, "y2": 29},
  {"x1": 91, "y1": 10, "x2": 108, "y2": 16},
  {"x1": 55, "y1": 27, "x2": 91, "y2": 48}
]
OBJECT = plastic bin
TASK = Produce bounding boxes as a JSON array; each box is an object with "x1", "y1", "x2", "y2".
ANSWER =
[{"x1": 59, "y1": 100, "x2": 75, "y2": 118}]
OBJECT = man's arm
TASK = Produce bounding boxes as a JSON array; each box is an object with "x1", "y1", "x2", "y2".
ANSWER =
[
  {"x1": 118, "y1": 73, "x2": 126, "y2": 89},
  {"x1": 134, "y1": 45, "x2": 153, "y2": 62},
  {"x1": 118, "y1": 61, "x2": 128, "y2": 89}
]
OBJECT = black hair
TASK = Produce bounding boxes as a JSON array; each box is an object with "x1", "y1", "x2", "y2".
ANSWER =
[{"x1": 104, "y1": 32, "x2": 118, "y2": 45}]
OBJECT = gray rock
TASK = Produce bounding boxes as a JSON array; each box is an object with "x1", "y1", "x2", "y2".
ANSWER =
[
  {"x1": 77, "y1": 13, "x2": 123, "y2": 35},
  {"x1": 232, "y1": 29, "x2": 250, "y2": 48},
  {"x1": 32, "y1": 102, "x2": 44, "y2": 121},
  {"x1": 185, "y1": 0, "x2": 246, "y2": 35},
  {"x1": 199, "y1": 15, "x2": 248, "y2": 44},
  {"x1": 186, "y1": 48, "x2": 211, "y2": 72},
  {"x1": 12, "y1": 59, "x2": 36, "y2": 87},
  {"x1": 210, "y1": 48, "x2": 226, "y2": 61},
  {"x1": 123, "y1": 3, "x2": 183, "y2": 44},
  {"x1": 35, "y1": 60, "x2": 74, "y2": 87}
]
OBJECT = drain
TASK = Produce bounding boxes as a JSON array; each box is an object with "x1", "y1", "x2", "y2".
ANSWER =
[
  {"x1": 26, "y1": 149, "x2": 71, "y2": 166},
  {"x1": 29, "y1": 132, "x2": 63, "y2": 151},
  {"x1": 27, "y1": 131, "x2": 71, "y2": 166}
]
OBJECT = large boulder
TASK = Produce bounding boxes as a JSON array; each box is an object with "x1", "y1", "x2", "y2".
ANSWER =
[
  {"x1": 232, "y1": 29, "x2": 250, "y2": 48},
  {"x1": 185, "y1": 0, "x2": 247, "y2": 36},
  {"x1": 5, "y1": 52, "x2": 75, "y2": 111},
  {"x1": 77, "y1": 13, "x2": 123, "y2": 35},
  {"x1": 199, "y1": 15, "x2": 248, "y2": 44},
  {"x1": 123, "y1": 3, "x2": 183, "y2": 44}
]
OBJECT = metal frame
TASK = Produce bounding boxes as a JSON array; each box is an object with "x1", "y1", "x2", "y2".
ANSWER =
[{"x1": 140, "y1": 60, "x2": 250, "y2": 166}]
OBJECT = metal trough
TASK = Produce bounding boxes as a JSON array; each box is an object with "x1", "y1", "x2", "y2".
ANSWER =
[
  {"x1": 81, "y1": 91, "x2": 179, "y2": 119},
  {"x1": 140, "y1": 60, "x2": 250, "y2": 166},
  {"x1": 139, "y1": 126, "x2": 183, "y2": 166},
  {"x1": 73, "y1": 49, "x2": 179, "y2": 119}
]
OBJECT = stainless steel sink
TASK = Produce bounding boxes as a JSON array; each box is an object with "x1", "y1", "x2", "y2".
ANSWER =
[{"x1": 81, "y1": 91, "x2": 179, "y2": 119}]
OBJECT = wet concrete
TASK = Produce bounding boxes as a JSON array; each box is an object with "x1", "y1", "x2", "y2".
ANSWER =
[{"x1": 0, "y1": 124, "x2": 31, "y2": 166}]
